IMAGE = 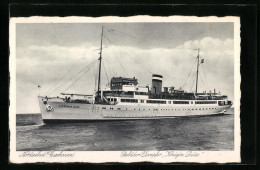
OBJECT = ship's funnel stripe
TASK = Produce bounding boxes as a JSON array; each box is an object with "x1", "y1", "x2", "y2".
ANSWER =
[
  {"x1": 152, "y1": 77, "x2": 163, "y2": 81},
  {"x1": 152, "y1": 74, "x2": 163, "y2": 78}
]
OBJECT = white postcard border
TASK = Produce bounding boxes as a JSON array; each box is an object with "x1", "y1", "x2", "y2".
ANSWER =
[{"x1": 9, "y1": 16, "x2": 241, "y2": 163}]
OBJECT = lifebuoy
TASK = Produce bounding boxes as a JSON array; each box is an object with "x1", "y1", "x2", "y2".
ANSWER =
[{"x1": 46, "y1": 105, "x2": 53, "y2": 111}]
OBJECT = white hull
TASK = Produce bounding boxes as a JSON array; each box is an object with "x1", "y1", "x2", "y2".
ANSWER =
[{"x1": 38, "y1": 96, "x2": 232, "y2": 124}]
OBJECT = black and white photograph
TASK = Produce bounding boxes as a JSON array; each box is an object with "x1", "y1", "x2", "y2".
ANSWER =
[{"x1": 9, "y1": 16, "x2": 241, "y2": 163}]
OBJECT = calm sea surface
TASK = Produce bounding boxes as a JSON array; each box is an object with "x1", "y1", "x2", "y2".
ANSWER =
[{"x1": 16, "y1": 109, "x2": 234, "y2": 151}]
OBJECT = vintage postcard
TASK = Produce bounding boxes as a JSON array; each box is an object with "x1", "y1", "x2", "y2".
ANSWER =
[{"x1": 9, "y1": 16, "x2": 241, "y2": 163}]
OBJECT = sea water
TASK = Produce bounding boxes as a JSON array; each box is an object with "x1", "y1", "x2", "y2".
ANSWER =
[{"x1": 16, "y1": 109, "x2": 234, "y2": 151}]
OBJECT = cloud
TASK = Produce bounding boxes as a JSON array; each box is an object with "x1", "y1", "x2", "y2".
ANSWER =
[
  {"x1": 16, "y1": 36, "x2": 234, "y2": 113},
  {"x1": 16, "y1": 23, "x2": 234, "y2": 49}
]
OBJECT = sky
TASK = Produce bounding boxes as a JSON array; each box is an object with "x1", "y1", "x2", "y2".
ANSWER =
[{"x1": 16, "y1": 22, "x2": 234, "y2": 113}]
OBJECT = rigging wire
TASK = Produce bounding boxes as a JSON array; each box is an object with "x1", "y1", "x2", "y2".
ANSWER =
[
  {"x1": 102, "y1": 60, "x2": 110, "y2": 84},
  {"x1": 93, "y1": 62, "x2": 98, "y2": 91},
  {"x1": 105, "y1": 26, "x2": 200, "y2": 53},
  {"x1": 46, "y1": 32, "x2": 101, "y2": 95},
  {"x1": 182, "y1": 59, "x2": 197, "y2": 89},
  {"x1": 48, "y1": 60, "x2": 98, "y2": 95},
  {"x1": 104, "y1": 32, "x2": 153, "y2": 78},
  {"x1": 201, "y1": 64, "x2": 210, "y2": 90},
  {"x1": 104, "y1": 26, "x2": 206, "y2": 92},
  {"x1": 134, "y1": 60, "x2": 153, "y2": 74},
  {"x1": 189, "y1": 69, "x2": 197, "y2": 92},
  {"x1": 45, "y1": 56, "x2": 85, "y2": 95},
  {"x1": 103, "y1": 33, "x2": 130, "y2": 77},
  {"x1": 103, "y1": 26, "x2": 143, "y2": 43},
  {"x1": 198, "y1": 71, "x2": 206, "y2": 92},
  {"x1": 102, "y1": 32, "x2": 114, "y2": 78},
  {"x1": 105, "y1": 30, "x2": 184, "y2": 79},
  {"x1": 63, "y1": 61, "x2": 97, "y2": 93},
  {"x1": 115, "y1": 55, "x2": 130, "y2": 77},
  {"x1": 105, "y1": 53, "x2": 113, "y2": 79}
]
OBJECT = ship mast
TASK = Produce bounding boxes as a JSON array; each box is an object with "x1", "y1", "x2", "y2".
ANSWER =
[
  {"x1": 195, "y1": 48, "x2": 200, "y2": 95},
  {"x1": 97, "y1": 26, "x2": 104, "y2": 101}
]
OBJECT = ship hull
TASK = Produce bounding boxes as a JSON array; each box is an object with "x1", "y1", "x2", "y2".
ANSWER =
[
  {"x1": 42, "y1": 114, "x2": 226, "y2": 124},
  {"x1": 38, "y1": 96, "x2": 232, "y2": 124}
]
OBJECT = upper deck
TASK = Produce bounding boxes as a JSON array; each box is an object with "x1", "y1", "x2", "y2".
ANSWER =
[{"x1": 57, "y1": 76, "x2": 230, "y2": 106}]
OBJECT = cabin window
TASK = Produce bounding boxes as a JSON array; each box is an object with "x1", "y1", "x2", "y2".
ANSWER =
[
  {"x1": 147, "y1": 100, "x2": 166, "y2": 104},
  {"x1": 168, "y1": 101, "x2": 171, "y2": 104},
  {"x1": 117, "y1": 108, "x2": 121, "y2": 110},
  {"x1": 114, "y1": 98, "x2": 117, "y2": 102},
  {"x1": 191, "y1": 101, "x2": 193, "y2": 104},
  {"x1": 135, "y1": 92, "x2": 148, "y2": 95},
  {"x1": 121, "y1": 99, "x2": 138, "y2": 103},
  {"x1": 140, "y1": 100, "x2": 144, "y2": 103},
  {"x1": 218, "y1": 101, "x2": 225, "y2": 106},
  {"x1": 173, "y1": 101, "x2": 189, "y2": 104},
  {"x1": 102, "y1": 107, "x2": 106, "y2": 109},
  {"x1": 195, "y1": 101, "x2": 217, "y2": 104}
]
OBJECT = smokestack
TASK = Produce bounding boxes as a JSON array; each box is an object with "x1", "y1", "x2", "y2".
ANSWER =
[{"x1": 152, "y1": 74, "x2": 163, "y2": 95}]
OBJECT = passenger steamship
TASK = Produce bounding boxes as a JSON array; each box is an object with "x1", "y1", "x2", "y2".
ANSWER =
[{"x1": 38, "y1": 26, "x2": 232, "y2": 124}]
